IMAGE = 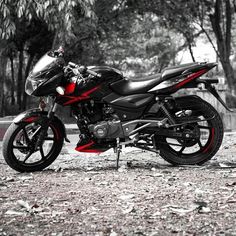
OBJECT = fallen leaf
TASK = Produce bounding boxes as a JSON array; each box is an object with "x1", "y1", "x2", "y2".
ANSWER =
[
  {"x1": 169, "y1": 204, "x2": 198, "y2": 215},
  {"x1": 226, "y1": 182, "x2": 236, "y2": 187},
  {"x1": 198, "y1": 207, "x2": 211, "y2": 214},
  {"x1": 110, "y1": 230, "x2": 118, "y2": 236},
  {"x1": 122, "y1": 205, "x2": 135, "y2": 214},
  {"x1": 5, "y1": 210, "x2": 25, "y2": 216},
  {"x1": 119, "y1": 194, "x2": 135, "y2": 201},
  {"x1": 150, "y1": 211, "x2": 161, "y2": 218},
  {"x1": 18, "y1": 176, "x2": 33, "y2": 181},
  {"x1": 118, "y1": 165, "x2": 128, "y2": 173},
  {"x1": 17, "y1": 200, "x2": 30, "y2": 211}
]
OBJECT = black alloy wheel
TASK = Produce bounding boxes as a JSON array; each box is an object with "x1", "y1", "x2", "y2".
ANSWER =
[
  {"x1": 156, "y1": 96, "x2": 224, "y2": 165},
  {"x1": 2, "y1": 120, "x2": 64, "y2": 172}
]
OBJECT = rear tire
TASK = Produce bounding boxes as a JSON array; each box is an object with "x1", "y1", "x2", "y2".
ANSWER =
[
  {"x1": 156, "y1": 96, "x2": 223, "y2": 165},
  {"x1": 2, "y1": 120, "x2": 64, "y2": 172}
]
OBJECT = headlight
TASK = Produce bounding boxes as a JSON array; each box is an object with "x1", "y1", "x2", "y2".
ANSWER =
[{"x1": 25, "y1": 77, "x2": 44, "y2": 95}]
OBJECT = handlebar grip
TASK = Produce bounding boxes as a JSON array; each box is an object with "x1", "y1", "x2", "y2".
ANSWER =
[
  {"x1": 68, "y1": 62, "x2": 78, "y2": 68},
  {"x1": 87, "y1": 69, "x2": 101, "y2": 78}
]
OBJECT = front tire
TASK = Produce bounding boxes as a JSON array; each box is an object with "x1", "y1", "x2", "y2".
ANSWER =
[
  {"x1": 2, "y1": 120, "x2": 64, "y2": 172},
  {"x1": 156, "y1": 96, "x2": 224, "y2": 165}
]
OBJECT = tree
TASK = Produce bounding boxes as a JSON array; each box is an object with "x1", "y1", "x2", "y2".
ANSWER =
[
  {"x1": 123, "y1": 0, "x2": 236, "y2": 92},
  {"x1": 0, "y1": 0, "x2": 95, "y2": 114},
  {"x1": 94, "y1": 0, "x2": 186, "y2": 74}
]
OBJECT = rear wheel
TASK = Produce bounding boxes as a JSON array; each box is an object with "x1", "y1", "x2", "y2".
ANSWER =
[
  {"x1": 156, "y1": 96, "x2": 223, "y2": 165},
  {"x1": 2, "y1": 120, "x2": 64, "y2": 172}
]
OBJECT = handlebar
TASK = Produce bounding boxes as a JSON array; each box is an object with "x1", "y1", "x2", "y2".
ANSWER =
[
  {"x1": 67, "y1": 62, "x2": 101, "y2": 78},
  {"x1": 87, "y1": 69, "x2": 101, "y2": 78}
]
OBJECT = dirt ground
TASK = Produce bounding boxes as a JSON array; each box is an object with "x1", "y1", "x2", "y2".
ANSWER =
[{"x1": 1, "y1": 132, "x2": 236, "y2": 236}]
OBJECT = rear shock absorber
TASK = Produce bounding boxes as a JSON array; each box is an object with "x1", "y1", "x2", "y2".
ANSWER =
[{"x1": 160, "y1": 99, "x2": 176, "y2": 125}]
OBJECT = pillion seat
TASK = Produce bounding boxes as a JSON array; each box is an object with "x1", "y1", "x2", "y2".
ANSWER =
[{"x1": 161, "y1": 62, "x2": 200, "y2": 80}]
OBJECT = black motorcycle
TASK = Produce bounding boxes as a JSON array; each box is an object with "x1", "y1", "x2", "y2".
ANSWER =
[{"x1": 2, "y1": 47, "x2": 230, "y2": 172}]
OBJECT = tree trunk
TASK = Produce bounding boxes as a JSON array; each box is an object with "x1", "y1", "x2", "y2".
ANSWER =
[
  {"x1": 17, "y1": 49, "x2": 24, "y2": 110},
  {"x1": 9, "y1": 53, "x2": 15, "y2": 105},
  {"x1": 188, "y1": 43, "x2": 195, "y2": 62},
  {"x1": 220, "y1": 59, "x2": 236, "y2": 93},
  {"x1": 0, "y1": 51, "x2": 7, "y2": 117},
  {"x1": 210, "y1": 0, "x2": 236, "y2": 92},
  {"x1": 52, "y1": 31, "x2": 58, "y2": 49},
  {"x1": 22, "y1": 53, "x2": 34, "y2": 110}
]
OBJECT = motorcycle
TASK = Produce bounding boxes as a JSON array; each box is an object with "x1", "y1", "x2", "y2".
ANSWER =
[{"x1": 2, "y1": 47, "x2": 230, "y2": 172}]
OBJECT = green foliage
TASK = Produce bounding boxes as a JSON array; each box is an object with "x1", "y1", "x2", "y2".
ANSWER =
[{"x1": 0, "y1": 0, "x2": 95, "y2": 41}]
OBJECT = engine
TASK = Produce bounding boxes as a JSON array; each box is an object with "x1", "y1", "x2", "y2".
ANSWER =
[{"x1": 88, "y1": 120, "x2": 125, "y2": 139}]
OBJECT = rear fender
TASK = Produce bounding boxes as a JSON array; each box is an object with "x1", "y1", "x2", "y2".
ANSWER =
[{"x1": 13, "y1": 108, "x2": 70, "y2": 142}]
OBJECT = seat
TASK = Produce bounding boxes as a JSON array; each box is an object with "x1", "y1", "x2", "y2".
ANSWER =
[
  {"x1": 110, "y1": 73, "x2": 162, "y2": 95},
  {"x1": 161, "y1": 63, "x2": 199, "y2": 80},
  {"x1": 110, "y1": 63, "x2": 206, "y2": 96}
]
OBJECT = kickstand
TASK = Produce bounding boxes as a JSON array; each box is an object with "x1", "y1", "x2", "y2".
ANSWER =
[
  {"x1": 116, "y1": 149, "x2": 121, "y2": 169},
  {"x1": 116, "y1": 138, "x2": 121, "y2": 169}
]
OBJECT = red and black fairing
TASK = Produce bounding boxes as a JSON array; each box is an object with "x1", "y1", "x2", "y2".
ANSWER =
[
  {"x1": 75, "y1": 140, "x2": 110, "y2": 153},
  {"x1": 25, "y1": 53, "x2": 65, "y2": 96},
  {"x1": 55, "y1": 66, "x2": 123, "y2": 106}
]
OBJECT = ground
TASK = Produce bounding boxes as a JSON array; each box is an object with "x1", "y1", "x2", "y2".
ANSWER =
[{"x1": 1, "y1": 133, "x2": 236, "y2": 236}]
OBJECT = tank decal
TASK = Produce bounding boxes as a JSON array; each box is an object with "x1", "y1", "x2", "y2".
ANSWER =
[{"x1": 62, "y1": 86, "x2": 100, "y2": 105}]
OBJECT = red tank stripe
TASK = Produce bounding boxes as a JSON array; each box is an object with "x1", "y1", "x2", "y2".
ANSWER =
[{"x1": 63, "y1": 86, "x2": 100, "y2": 105}]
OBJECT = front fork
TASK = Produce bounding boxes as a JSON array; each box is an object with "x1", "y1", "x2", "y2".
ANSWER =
[{"x1": 35, "y1": 99, "x2": 58, "y2": 149}]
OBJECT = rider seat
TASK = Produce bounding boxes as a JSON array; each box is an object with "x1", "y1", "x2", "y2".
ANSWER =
[{"x1": 110, "y1": 73, "x2": 162, "y2": 95}]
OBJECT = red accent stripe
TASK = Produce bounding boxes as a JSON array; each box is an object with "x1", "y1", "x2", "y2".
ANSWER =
[
  {"x1": 175, "y1": 69, "x2": 207, "y2": 89},
  {"x1": 75, "y1": 141, "x2": 95, "y2": 151},
  {"x1": 23, "y1": 116, "x2": 38, "y2": 123},
  {"x1": 63, "y1": 86, "x2": 100, "y2": 105},
  {"x1": 203, "y1": 128, "x2": 215, "y2": 153},
  {"x1": 75, "y1": 141, "x2": 103, "y2": 153}
]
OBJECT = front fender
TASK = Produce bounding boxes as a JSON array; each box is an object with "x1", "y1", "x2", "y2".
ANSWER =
[
  {"x1": 13, "y1": 108, "x2": 47, "y2": 123},
  {"x1": 13, "y1": 108, "x2": 70, "y2": 142}
]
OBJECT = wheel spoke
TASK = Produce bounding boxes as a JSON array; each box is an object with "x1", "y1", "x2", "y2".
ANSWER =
[
  {"x1": 178, "y1": 146, "x2": 186, "y2": 154},
  {"x1": 13, "y1": 145, "x2": 29, "y2": 150},
  {"x1": 31, "y1": 127, "x2": 42, "y2": 139},
  {"x1": 198, "y1": 140, "x2": 203, "y2": 148},
  {"x1": 22, "y1": 128, "x2": 30, "y2": 144},
  {"x1": 39, "y1": 146, "x2": 46, "y2": 160},
  {"x1": 44, "y1": 136, "x2": 54, "y2": 141},
  {"x1": 198, "y1": 125, "x2": 211, "y2": 130},
  {"x1": 22, "y1": 152, "x2": 33, "y2": 163},
  {"x1": 165, "y1": 142, "x2": 183, "y2": 147}
]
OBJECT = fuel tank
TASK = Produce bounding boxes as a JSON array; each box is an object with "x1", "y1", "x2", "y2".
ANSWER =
[
  {"x1": 57, "y1": 66, "x2": 123, "y2": 106},
  {"x1": 75, "y1": 66, "x2": 123, "y2": 98}
]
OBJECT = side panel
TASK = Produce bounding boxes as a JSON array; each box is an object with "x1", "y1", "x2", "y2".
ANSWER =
[{"x1": 103, "y1": 93, "x2": 155, "y2": 121}]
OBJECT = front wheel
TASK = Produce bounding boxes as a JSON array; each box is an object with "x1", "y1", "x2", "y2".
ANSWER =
[
  {"x1": 2, "y1": 119, "x2": 64, "y2": 172},
  {"x1": 156, "y1": 96, "x2": 224, "y2": 165}
]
